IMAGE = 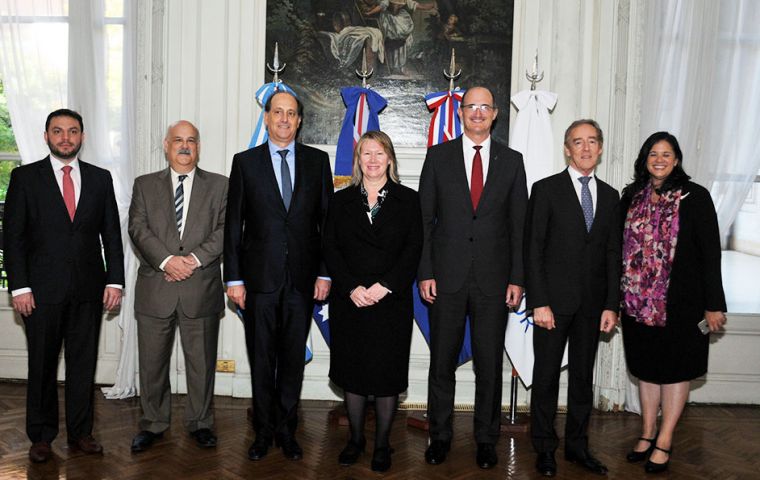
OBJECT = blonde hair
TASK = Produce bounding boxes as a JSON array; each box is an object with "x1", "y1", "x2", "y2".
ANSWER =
[{"x1": 350, "y1": 130, "x2": 400, "y2": 186}]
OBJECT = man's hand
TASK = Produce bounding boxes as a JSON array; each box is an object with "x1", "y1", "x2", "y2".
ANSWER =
[
  {"x1": 419, "y1": 279, "x2": 437, "y2": 303},
  {"x1": 164, "y1": 255, "x2": 195, "y2": 281},
  {"x1": 313, "y1": 278, "x2": 331, "y2": 301},
  {"x1": 12, "y1": 292, "x2": 35, "y2": 317},
  {"x1": 600, "y1": 309, "x2": 618, "y2": 333},
  {"x1": 506, "y1": 284, "x2": 523, "y2": 308},
  {"x1": 533, "y1": 306, "x2": 555, "y2": 330},
  {"x1": 103, "y1": 287, "x2": 122, "y2": 311},
  {"x1": 705, "y1": 310, "x2": 727, "y2": 332},
  {"x1": 350, "y1": 286, "x2": 377, "y2": 308},
  {"x1": 227, "y1": 284, "x2": 246, "y2": 310},
  {"x1": 366, "y1": 282, "x2": 390, "y2": 303}
]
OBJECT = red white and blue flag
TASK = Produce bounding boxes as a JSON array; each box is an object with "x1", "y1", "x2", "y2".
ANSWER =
[{"x1": 425, "y1": 88, "x2": 464, "y2": 147}]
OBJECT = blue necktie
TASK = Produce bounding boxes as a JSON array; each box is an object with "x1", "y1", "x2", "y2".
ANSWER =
[
  {"x1": 175, "y1": 174, "x2": 187, "y2": 231},
  {"x1": 278, "y1": 149, "x2": 292, "y2": 211},
  {"x1": 578, "y1": 176, "x2": 593, "y2": 232}
]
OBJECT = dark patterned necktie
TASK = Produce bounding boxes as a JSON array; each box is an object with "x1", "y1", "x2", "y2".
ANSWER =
[
  {"x1": 579, "y1": 176, "x2": 593, "y2": 232},
  {"x1": 175, "y1": 174, "x2": 187, "y2": 231},
  {"x1": 278, "y1": 149, "x2": 292, "y2": 211}
]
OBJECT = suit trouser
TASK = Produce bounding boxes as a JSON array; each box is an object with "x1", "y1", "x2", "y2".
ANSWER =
[
  {"x1": 427, "y1": 270, "x2": 509, "y2": 444},
  {"x1": 24, "y1": 299, "x2": 102, "y2": 443},
  {"x1": 531, "y1": 311, "x2": 600, "y2": 454},
  {"x1": 136, "y1": 304, "x2": 219, "y2": 433},
  {"x1": 244, "y1": 270, "x2": 312, "y2": 441}
]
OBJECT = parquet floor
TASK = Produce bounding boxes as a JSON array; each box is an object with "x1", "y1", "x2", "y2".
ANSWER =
[{"x1": 0, "y1": 381, "x2": 758, "y2": 479}]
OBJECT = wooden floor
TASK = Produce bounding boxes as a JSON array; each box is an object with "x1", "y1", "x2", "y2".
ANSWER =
[{"x1": 0, "y1": 382, "x2": 758, "y2": 479}]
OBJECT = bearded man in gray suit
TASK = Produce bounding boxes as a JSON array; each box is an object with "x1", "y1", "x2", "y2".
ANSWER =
[{"x1": 128, "y1": 120, "x2": 228, "y2": 452}]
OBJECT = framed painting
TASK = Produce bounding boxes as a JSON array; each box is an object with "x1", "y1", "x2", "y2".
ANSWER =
[{"x1": 265, "y1": 0, "x2": 514, "y2": 147}]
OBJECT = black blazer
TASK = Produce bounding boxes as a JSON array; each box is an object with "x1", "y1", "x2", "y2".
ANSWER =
[
  {"x1": 524, "y1": 169, "x2": 621, "y2": 317},
  {"x1": 224, "y1": 142, "x2": 333, "y2": 295},
  {"x1": 620, "y1": 181, "x2": 726, "y2": 318},
  {"x1": 323, "y1": 182, "x2": 423, "y2": 297},
  {"x1": 3, "y1": 157, "x2": 125, "y2": 303},
  {"x1": 417, "y1": 136, "x2": 528, "y2": 295}
]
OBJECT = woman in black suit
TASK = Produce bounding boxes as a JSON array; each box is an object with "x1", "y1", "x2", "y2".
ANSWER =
[
  {"x1": 620, "y1": 132, "x2": 727, "y2": 473},
  {"x1": 323, "y1": 130, "x2": 422, "y2": 472}
]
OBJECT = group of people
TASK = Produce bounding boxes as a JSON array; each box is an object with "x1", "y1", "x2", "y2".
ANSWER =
[{"x1": 5, "y1": 85, "x2": 726, "y2": 476}]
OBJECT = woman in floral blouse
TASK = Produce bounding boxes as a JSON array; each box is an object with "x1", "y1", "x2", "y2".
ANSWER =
[{"x1": 620, "y1": 132, "x2": 727, "y2": 474}]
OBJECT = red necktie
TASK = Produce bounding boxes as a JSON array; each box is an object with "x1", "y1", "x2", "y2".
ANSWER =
[
  {"x1": 62, "y1": 165, "x2": 76, "y2": 221},
  {"x1": 470, "y1": 145, "x2": 483, "y2": 210}
]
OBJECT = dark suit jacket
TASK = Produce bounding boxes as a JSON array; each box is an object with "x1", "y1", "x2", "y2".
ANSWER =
[
  {"x1": 3, "y1": 157, "x2": 124, "y2": 303},
  {"x1": 417, "y1": 136, "x2": 528, "y2": 295},
  {"x1": 524, "y1": 169, "x2": 621, "y2": 317},
  {"x1": 129, "y1": 167, "x2": 227, "y2": 318},
  {"x1": 224, "y1": 142, "x2": 333, "y2": 295}
]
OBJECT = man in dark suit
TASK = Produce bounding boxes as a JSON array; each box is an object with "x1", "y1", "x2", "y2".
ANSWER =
[
  {"x1": 4, "y1": 109, "x2": 124, "y2": 463},
  {"x1": 224, "y1": 91, "x2": 333, "y2": 461},
  {"x1": 128, "y1": 120, "x2": 228, "y2": 453},
  {"x1": 525, "y1": 119, "x2": 621, "y2": 477},
  {"x1": 418, "y1": 86, "x2": 528, "y2": 469}
]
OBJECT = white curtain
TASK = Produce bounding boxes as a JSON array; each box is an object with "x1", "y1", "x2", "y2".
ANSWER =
[
  {"x1": 640, "y1": 0, "x2": 760, "y2": 245},
  {"x1": 0, "y1": 0, "x2": 139, "y2": 398}
]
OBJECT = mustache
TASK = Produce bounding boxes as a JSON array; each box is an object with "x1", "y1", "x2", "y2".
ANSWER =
[{"x1": 178, "y1": 148, "x2": 192, "y2": 155}]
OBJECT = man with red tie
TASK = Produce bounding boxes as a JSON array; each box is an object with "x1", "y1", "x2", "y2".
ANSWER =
[
  {"x1": 3, "y1": 109, "x2": 124, "y2": 463},
  {"x1": 417, "y1": 86, "x2": 528, "y2": 469}
]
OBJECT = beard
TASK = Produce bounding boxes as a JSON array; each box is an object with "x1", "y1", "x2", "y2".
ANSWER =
[{"x1": 48, "y1": 140, "x2": 82, "y2": 160}]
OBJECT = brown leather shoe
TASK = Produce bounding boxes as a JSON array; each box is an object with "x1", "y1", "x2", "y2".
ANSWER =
[
  {"x1": 29, "y1": 441, "x2": 52, "y2": 463},
  {"x1": 68, "y1": 435, "x2": 103, "y2": 454}
]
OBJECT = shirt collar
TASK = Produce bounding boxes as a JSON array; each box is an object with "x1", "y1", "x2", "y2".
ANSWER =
[
  {"x1": 49, "y1": 154, "x2": 80, "y2": 171},
  {"x1": 567, "y1": 164, "x2": 596, "y2": 182},
  {"x1": 170, "y1": 166, "x2": 196, "y2": 181},
  {"x1": 268, "y1": 140, "x2": 296, "y2": 158},
  {"x1": 462, "y1": 133, "x2": 491, "y2": 152}
]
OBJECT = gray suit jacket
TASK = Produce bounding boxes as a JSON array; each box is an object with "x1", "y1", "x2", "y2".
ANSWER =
[
  {"x1": 417, "y1": 136, "x2": 528, "y2": 295},
  {"x1": 129, "y1": 167, "x2": 228, "y2": 318}
]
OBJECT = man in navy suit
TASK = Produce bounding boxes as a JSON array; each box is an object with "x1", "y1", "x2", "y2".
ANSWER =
[
  {"x1": 224, "y1": 92, "x2": 333, "y2": 461},
  {"x1": 418, "y1": 86, "x2": 528, "y2": 469},
  {"x1": 525, "y1": 119, "x2": 621, "y2": 477},
  {"x1": 4, "y1": 109, "x2": 124, "y2": 463}
]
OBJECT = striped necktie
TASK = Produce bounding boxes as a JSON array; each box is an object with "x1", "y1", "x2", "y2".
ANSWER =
[{"x1": 175, "y1": 174, "x2": 187, "y2": 232}]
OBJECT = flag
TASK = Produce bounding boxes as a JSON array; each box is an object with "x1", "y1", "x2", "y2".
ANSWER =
[
  {"x1": 334, "y1": 87, "x2": 387, "y2": 187},
  {"x1": 312, "y1": 301, "x2": 331, "y2": 346},
  {"x1": 248, "y1": 81, "x2": 297, "y2": 148},
  {"x1": 413, "y1": 87, "x2": 473, "y2": 366},
  {"x1": 425, "y1": 88, "x2": 464, "y2": 147},
  {"x1": 504, "y1": 89, "x2": 563, "y2": 387}
]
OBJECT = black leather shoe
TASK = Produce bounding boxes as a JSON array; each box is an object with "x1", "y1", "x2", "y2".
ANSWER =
[
  {"x1": 536, "y1": 451, "x2": 557, "y2": 477},
  {"x1": 338, "y1": 437, "x2": 366, "y2": 466},
  {"x1": 424, "y1": 440, "x2": 450, "y2": 465},
  {"x1": 476, "y1": 443, "x2": 498, "y2": 469},
  {"x1": 565, "y1": 450, "x2": 608, "y2": 475},
  {"x1": 29, "y1": 441, "x2": 52, "y2": 463},
  {"x1": 371, "y1": 446, "x2": 394, "y2": 472},
  {"x1": 627, "y1": 435, "x2": 657, "y2": 463},
  {"x1": 644, "y1": 446, "x2": 671, "y2": 473},
  {"x1": 278, "y1": 436, "x2": 303, "y2": 460},
  {"x1": 131, "y1": 431, "x2": 163, "y2": 453},
  {"x1": 247, "y1": 438, "x2": 272, "y2": 461},
  {"x1": 190, "y1": 428, "x2": 217, "y2": 448}
]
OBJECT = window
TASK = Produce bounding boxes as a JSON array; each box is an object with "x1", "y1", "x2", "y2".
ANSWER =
[{"x1": 0, "y1": 77, "x2": 20, "y2": 288}]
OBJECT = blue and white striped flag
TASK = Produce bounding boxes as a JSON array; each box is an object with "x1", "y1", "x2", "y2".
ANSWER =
[{"x1": 249, "y1": 81, "x2": 297, "y2": 148}]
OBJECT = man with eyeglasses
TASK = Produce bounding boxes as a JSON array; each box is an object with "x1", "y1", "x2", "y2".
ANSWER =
[{"x1": 418, "y1": 86, "x2": 528, "y2": 469}]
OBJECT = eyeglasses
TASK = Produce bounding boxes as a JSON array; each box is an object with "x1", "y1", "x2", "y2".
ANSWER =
[{"x1": 461, "y1": 104, "x2": 496, "y2": 113}]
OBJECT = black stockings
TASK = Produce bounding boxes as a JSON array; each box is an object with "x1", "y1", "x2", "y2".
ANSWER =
[{"x1": 344, "y1": 391, "x2": 398, "y2": 448}]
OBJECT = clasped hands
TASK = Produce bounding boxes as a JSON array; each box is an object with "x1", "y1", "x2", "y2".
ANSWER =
[
  {"x1": 163, "y1": 255, "x2": 198, "y2": 282},
  {"x1": 350, "y1": 282, "x2": 389, "y2": 307}
]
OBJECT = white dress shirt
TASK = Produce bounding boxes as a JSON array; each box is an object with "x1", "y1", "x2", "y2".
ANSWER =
[
  {"x1": 461, "y1": 133, "x2": 492, "y2": 188},
  {"x1": 567, "y1": 164, "x2": 598, "y2": 213},
  {"x1": 159, "y1": 167, "x2": 201, "y2": 271}
]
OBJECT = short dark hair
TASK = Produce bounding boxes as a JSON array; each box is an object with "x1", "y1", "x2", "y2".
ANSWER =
[
  {"x1": 264, "y1": 91, "x2": 304, "y2": 118},
  {"x1": 622, "y1": 131, "x2": 691, "y2": 197},
  {"x1": 564, "y1": 119, "x2": 603, "y2": 146},
  {"x1": 45, "y1": 108, "x2": 84, "y2": 132}
]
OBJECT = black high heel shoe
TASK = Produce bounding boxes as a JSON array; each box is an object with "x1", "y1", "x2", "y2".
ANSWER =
[
  {"x1": 644, "y1": 445, "x2": 672, "y2": 473},
  {"x1": 626, "y1": 435, "x2": 657, "y2": 463},
  {"x1": 338, "y1": 437, "x2": 366, "y2": 466},
  {"x1": 371, "y1": 446, "x2": 395, "y2": 472}
]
